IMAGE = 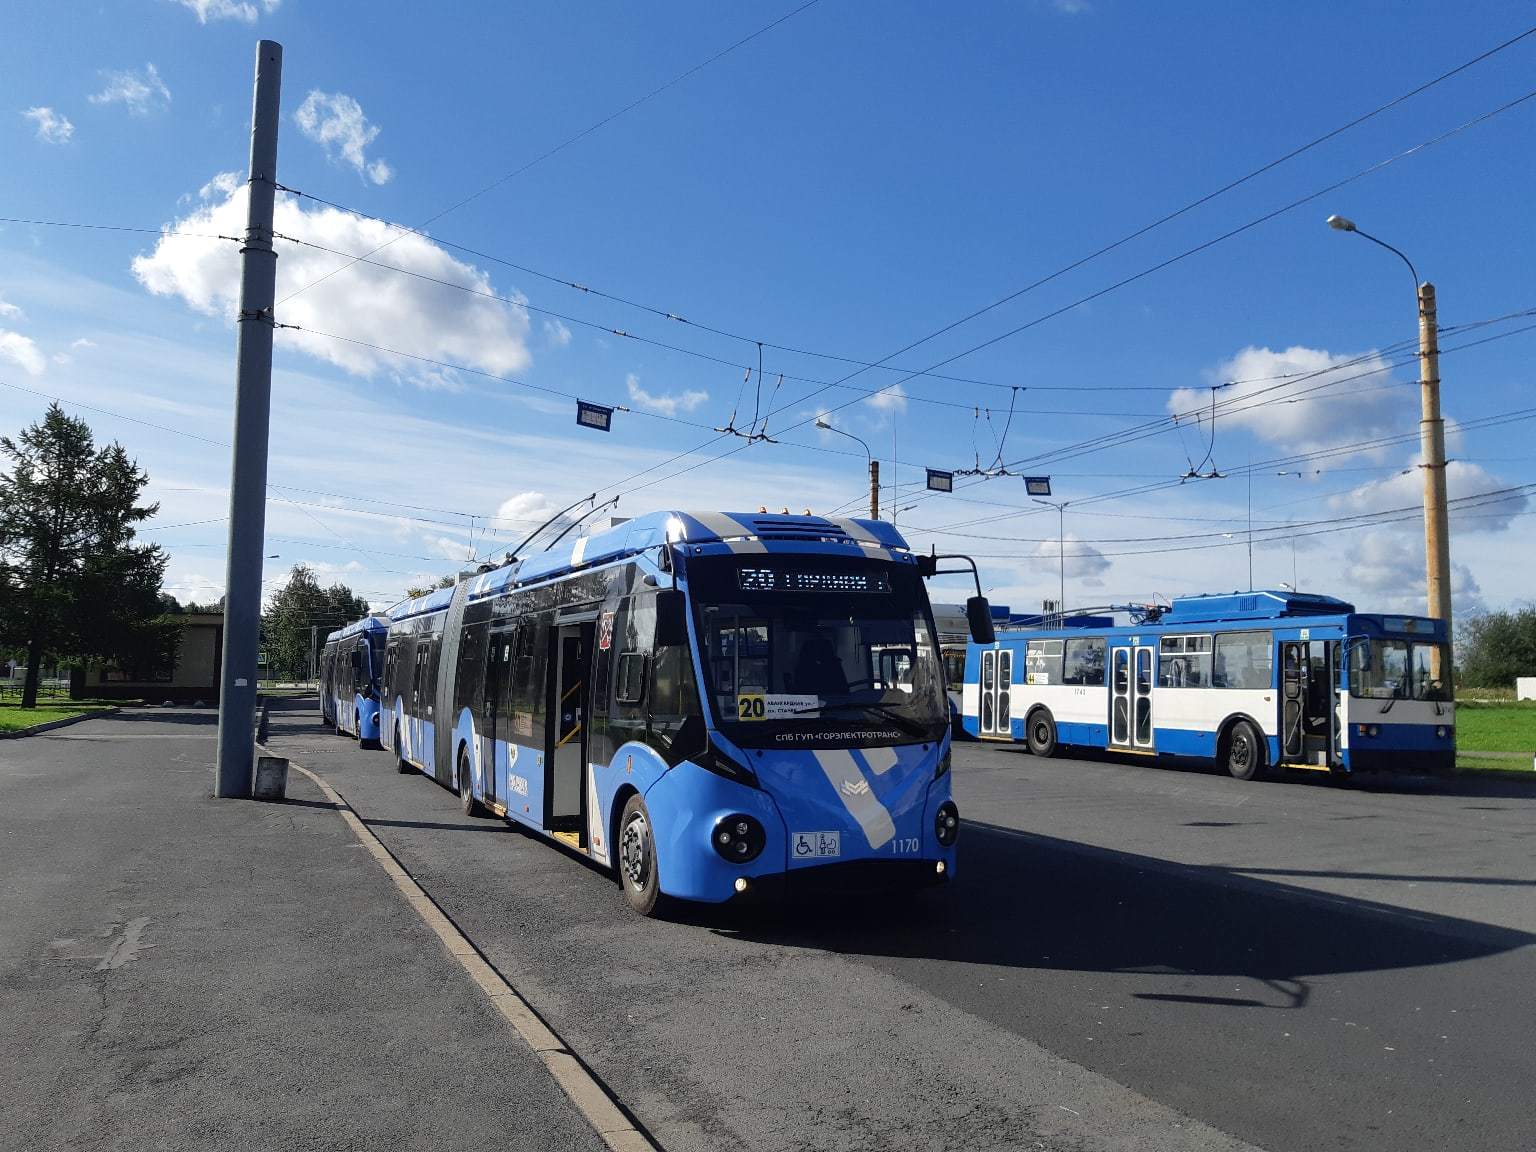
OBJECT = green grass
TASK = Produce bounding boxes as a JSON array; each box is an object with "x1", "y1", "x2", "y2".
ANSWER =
[
  {"x1": 1454, "y1": 700, "x2": 1536, "y2": 774},
  {"x1": 0, "y1": 698, "x2": 123, "y2": 734}
]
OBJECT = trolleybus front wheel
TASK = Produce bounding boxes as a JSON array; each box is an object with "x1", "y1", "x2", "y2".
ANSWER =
[
  {"x1": 458, "y1": 746, "x2": 487, "y2": 818},
  {"x1": 617, "y1": 793, "x2": 662, "y2": 916},
  {"x1": 1224, "y1": 719, "x2": 1266, "y2": 781},
  {"x1": 1026, "y1": 708, "x2": 1058, "y2": 758}
]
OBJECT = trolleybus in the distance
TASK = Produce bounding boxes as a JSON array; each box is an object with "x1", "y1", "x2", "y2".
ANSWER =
[
  {"x1": 963, "y1": 590, "x2": 1453, "y2": 780},
  {"x1": 379, "y1": 510, "x2": 993, "y2": 915},
  {"x1": 318, "y1": 615, "x2": 387, "y2": 747}
]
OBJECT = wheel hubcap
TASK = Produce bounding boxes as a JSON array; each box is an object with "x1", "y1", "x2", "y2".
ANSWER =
[
  {"x1": 1233, "y1": 735, "x2": 1251, "y2": 768},
  {"x1": 619, "y1": 814, "x2": 650, "y2": 888}
]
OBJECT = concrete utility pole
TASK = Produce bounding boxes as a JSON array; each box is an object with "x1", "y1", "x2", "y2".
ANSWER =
[
  {"x1": 215, "y1": 40, "x2": 283, "y2": 799},
  {"x1": 1326, "y1": 216, "x2": 1452, "y2": 649},
  {"x1": 1417, "y1": 283, "x2": 1452, "y2": 631}
]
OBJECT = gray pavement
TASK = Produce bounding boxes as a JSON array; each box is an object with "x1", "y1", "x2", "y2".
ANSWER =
[
  {"x1": 0, "y1": 707, "x2": 605, "y2": 1152},
  {"x1": 8, "y1": 703, "x2": 1535, "y2": 1152}
]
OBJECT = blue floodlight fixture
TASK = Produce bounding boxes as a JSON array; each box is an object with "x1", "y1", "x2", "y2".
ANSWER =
[
  {"x1": 577, "y1": 400, "x2": 614, "y2": 432},
  {"x1": 926, "y1": 468, "x2": 954, "y2": 493},
  {"x1": 1024, "y1": 475, "x2": 1052, "y2": 496}
]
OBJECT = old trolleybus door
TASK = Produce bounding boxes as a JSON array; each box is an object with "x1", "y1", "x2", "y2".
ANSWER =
[
  {"x1": 1109, "y1": 641, "x2": 1156, "y2": 752},
  {"x1": 979, "y1": 646, "x2": 1012, "y2": 739}
]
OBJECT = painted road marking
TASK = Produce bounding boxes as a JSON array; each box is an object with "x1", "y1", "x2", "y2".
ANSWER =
[{"x1": 278, "y1": 753, "x2": 658, "y2": 1152}]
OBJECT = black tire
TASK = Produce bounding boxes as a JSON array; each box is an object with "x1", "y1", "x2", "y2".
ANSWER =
[
  {"x1": 395, "y1": 724, "x2": 413, "y2": 774},
  {"x1": 617, "y1": 793, "x2": 662, "y2": 916},
  {"x1": 1225, "y1": 719, "x2": 1266, "y2": 781},
  {"x1": 458, "y1": 746, "x2": 486, "y2": 817},
  {"x1": 1025, "y1": 708, "x2": 1058, "y2": 758}
]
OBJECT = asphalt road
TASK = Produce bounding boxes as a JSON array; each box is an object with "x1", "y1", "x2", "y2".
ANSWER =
[
  {"x1": 256, "y1": 702, "x2": 1536, "y2": 1152},
  {"x1": 7, "y1": 704, "x2": 1532, "y2": 1151},
  {"x1": 0, "y1": 708, "x2": 604, "y2": 1152}
]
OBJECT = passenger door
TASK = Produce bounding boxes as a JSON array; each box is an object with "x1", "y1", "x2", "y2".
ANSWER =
[
  {"x1": 548, "y1": 620, "x2": 594, "y2": 833},
  {"x1": 481, "y1": 628, "x2": 514, "y2": 809},
  {"x1": 979, "y1": 648, "x2": 1011, "y2": 738}
]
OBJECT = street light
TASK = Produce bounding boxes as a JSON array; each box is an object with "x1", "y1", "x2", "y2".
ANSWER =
[
  {"x1": 1033, "y1": 497, "x2": 1069, "y2": 615},
  {"x1": 816, "y1": 417, "x2": 880, "y2": 519},
  {"x1": 1326, "y1": 214, "x2": 1451, "y2": 651}
]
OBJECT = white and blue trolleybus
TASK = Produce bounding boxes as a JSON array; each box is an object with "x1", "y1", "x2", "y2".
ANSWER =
[
  {"x1": 379, "y1": 511, "x2": 993, "y2": 914},
  {"x1": 963, "y1": 590, "x2": 1453, "y2": 780},
  {"x1": 318, "y1": 615, "x2": 387, "y2": 747}
]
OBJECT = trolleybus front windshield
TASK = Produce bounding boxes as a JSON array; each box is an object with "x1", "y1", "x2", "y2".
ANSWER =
[
  {"x1": 689, "y1": 555, "x2": 946, "y2": 746},
  {"x1": 1349, "y1": 639, "x2": 1452, "y2": 702}
]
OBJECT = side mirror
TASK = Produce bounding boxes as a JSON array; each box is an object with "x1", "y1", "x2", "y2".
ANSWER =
[
  {"x1": 654, "y1": 589, "x2": 688, "y2": 649},
  {"x1": 966, "y1": 596, "x2": 995, "y2": 644}
]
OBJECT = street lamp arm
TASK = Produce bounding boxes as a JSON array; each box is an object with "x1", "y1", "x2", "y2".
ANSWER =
[
  {"x1": 815, "y1": 418, "x2": 870, "y2": 461},
  {"x1": 1351, "y1": 228, "x2": 1421, "y2": 294}
]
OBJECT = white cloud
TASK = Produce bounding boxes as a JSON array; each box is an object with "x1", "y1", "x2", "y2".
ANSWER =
[
  {"x1": 89, "y1": 65, "x2": 172, "y2": 115},
  {"x1": 0, "y1": 329, "x2": 47, "y2": 376},
  {"x1": 1327, "y1": 457, "x2": 1528, "y2": 533},
  {"x1": 1032, "y1": 533, "x2": 1110, "y2": 585},
  {"x1": 131, "y1": 175, "x2": 533, "y2": 388},
  {"x1": 1172, "y1": 345, "x2": 1403, "y2": 457},
  {"x1": 1054, "y1": 0, "x2": 1093, "y2": 12},
  {"x1": 171, "y1": 0, "x2": 281, "y2": 23},
  {"x1": 544, "y1": 318, "x2": 572, "y2": 347},
  {"x1": 1342, "y1": 530, "x2": 1484, "y2": 616},
  {"x1": 867, "y1": 383, "x2": 907, "y2": 413},
  {"x1": 199, "y1": 171, "x2": 241, "y2": 201},
  {"x1": 294, "y1": 91, "x2": 393, "y2": 185},
  {"x1": 626, "y1": 373, "x2": 708, "y2": 417},
  {"x1": 70, "y1": 337, "x2": 97, "y2": 350},
  {"x1": 0, "y1": 296, "x2": 22, "y2": 319},
  {"x1": 22, "y1": 106, "x2": 74, "y2": 144}
]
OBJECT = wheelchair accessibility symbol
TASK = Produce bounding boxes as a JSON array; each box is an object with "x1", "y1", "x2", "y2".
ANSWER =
[{"x1": 792, "y1": 831, "x2": 840, "y2": 858}]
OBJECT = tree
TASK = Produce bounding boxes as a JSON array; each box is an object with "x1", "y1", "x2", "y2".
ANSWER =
[
  {"x1": 262, "y1": 564, "x2": 371, "y2": 680},
  {"x1": 1457, "y1": 607, "x2": 1536, "y2": 689},
  {"x1": 0, "y1": 404, "x2": 174, "y2": 708},
  {"x1": 403, "y1": 573, "x2": 457, "y2": 599}
]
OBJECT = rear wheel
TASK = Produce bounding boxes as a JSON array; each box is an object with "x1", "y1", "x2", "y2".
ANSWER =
[
  {"x1": 1225, "y1": 719, "x2": 1266, "y2": 781},
  {"x1": 458, "y1": 747, "x2": 486, "y2": 817},
  {"x1": 1026, "y1": 708, "x2": 1058, "y2": 757},
  {"x1": 395, "y1": 724, "x2": 412, "y2": 774},
  {"x1": 617, "y1": 794, "x2": 662, "y2": 916}
]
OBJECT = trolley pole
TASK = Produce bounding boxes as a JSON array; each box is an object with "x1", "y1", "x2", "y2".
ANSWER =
[
  {"x1": 869, "y1": 458, "x2": 880, "y2": 520},
  {"x1": 215, "y1": 40, "x2": 283, "y2": 799},
  {"x1": 1418, "y1": 283, "x2": 1453, "y2": 646}
]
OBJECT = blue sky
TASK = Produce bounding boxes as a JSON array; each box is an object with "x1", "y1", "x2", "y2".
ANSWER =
[{"x1": 3, "y1": 0, "x2": 1533, "y2": 617}]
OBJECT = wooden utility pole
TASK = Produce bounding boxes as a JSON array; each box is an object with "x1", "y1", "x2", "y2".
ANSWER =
[{"x1": 1418, "y1": 283, "x2": 1452, "y2": 636}]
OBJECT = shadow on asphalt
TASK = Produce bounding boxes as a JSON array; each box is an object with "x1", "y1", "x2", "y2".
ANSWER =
[
  {"x1": 692, "y1": 821, "x2": 1534, "y2": 1009},
  {"x1": 111, "y1": 708, "x2": 219, "y2": 726},
  {"x1": 979, "y1": 739, "x2": 1536, "y2": 798}
]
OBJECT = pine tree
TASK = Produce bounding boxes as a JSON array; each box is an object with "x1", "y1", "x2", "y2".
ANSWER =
[{"x1": 0, "y1": 404, "x2": 173, "y2": 708}]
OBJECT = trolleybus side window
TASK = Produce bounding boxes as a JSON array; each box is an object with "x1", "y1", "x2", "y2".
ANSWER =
[
  {"x1": 1212, "y1": 630, "x2": 1272, "y2": 690},
  {"x1": 614, "y1": 652, "x2": 646, "y2": 705},
  {"x1": 1024, "y1": 639, "x2": 1063, "y2": 686},
  {"x1": 1157, "y1": 635, "x2": 1211, "y2": 688},
  {"x1": 1062, "y1": 637, "x2": 1106, "y2": 686}
]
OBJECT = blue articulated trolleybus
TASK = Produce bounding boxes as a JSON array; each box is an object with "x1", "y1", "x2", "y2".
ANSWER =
[
  {"x1": 963, "y1": 590, "x2": 1454, "y2": 780},
  {"x1": 318, "y1": 615, "x2": 387, "y2": 747},
  {"x1": 379, "y1": 510, "x2": 992, "y2": 915}
]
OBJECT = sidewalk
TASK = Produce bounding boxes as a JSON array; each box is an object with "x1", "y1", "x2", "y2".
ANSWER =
[{"x1": 0, "y1": 708, "x2": 604, "y2": 1152}]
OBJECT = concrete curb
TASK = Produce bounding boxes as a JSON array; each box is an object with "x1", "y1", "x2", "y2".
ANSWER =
[
  {"x1": 267, "y1": 746, "x2": 660, "y2": 1152},
  {"x1": 0, "y1": 707, "x2": 120, "y2": 740}
]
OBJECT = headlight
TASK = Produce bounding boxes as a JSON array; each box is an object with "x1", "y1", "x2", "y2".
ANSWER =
[
  {"x1": 1436, "y1": 725, "x2": 1451, "y2": 739},
  {"x1": 934, "y1": 801, "x2": 959, "y2": 847},
  {"x1": 935, "y1": 750, "x2": 951, "y2": 779},
  {"x1": 712, "y1": 814, "x2": 765, "y2": 863}
]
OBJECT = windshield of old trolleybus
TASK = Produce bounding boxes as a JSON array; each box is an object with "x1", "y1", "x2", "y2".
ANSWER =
[
  {"x1": 689, "y1": 555, "x2": 946, "y2": 743},
  {"x1": 1350, "y1": 639, "x2": 1452, "y2": 702}
]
